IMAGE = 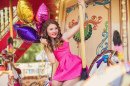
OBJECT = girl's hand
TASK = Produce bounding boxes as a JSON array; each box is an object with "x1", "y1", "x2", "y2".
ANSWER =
[
  {"x1": 78, "y1": 0, "x2": 85, "y2": 21},
  {"x1": 40, "y1": 38, "x2": 48, "y2": 45},
  {"x1": 78, "y1": 0, "x2": 85, "y2": 9},
  {"x1": 62, "y1": 0, "x2": 86, "y2": 40}
]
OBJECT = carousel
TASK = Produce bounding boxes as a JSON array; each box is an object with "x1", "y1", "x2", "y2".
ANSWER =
[{"x1": 0, "y1": 0, "x2": 130, "y2": 86}]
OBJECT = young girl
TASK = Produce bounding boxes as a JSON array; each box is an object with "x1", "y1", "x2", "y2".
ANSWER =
[{"x1": 40, "y1": 0, "x2": 85, "y2": 86}]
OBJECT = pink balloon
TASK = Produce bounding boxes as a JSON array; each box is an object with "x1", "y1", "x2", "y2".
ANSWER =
[
  {"x1": 35, "y1": 3, "x2": 50, "y2": 23},
  {"x1": 35, "y1": 20, "x2": 43, "y2": 35}
]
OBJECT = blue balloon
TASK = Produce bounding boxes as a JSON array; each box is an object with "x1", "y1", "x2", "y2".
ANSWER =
[{"x1": 13, "y1": 24, "x2": 41, "y2": 43}]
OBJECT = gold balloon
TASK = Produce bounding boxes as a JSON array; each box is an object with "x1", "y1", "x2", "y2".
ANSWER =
[{"x1": 17, "y1": 0, "x2": 34, "y2": 25}]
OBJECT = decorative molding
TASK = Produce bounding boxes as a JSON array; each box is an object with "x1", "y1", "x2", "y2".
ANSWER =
[
  {"x1": 66, "y1": 0, "x2": 111, "y2": 13},
  {"x1": 96, "y1": 21, "x2": 108, "y2": 55},
  {"x1": 68, "y1": 15, "x2": 102, "y2": 43}
]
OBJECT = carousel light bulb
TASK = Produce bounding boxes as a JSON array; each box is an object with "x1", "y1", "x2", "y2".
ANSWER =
[
  {"x1": 122, "y1": 9, "x2": 126, "y2": 13},
  {"x1": 123, "y1": 25, "x2": 126, "y2": 29},
  {"x1": 55, "y1": 16, "x2": 58, "y2": 19},
  {"x1": 123, "y1": 42, "x2": 127, "y2": 46},
  {"x1": 56, "y1": 10, "x2": 59, "y2": 13},
  {"x1": 57, "y1": 4, "x2": 59, "y2": 8},
  {"x1": 123, "y1": 33, "x2": 127, "y2": 37},
  {"x1": 122, "y1": 17, "x2": 126, "y2": 21},
  {"x1": 57, "y1": 1, "x2": 60, "y2": 8},
  {"x1": 121, "y1": 1, "x2": 125, "y2": 5}
]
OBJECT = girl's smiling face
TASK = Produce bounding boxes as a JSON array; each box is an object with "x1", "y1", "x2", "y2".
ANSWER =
[{"x1": 47, "y1": 23, "x2": 58, "y2": 39}]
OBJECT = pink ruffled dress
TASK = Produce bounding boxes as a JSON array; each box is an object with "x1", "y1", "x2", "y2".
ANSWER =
[{"x1": 49, "y1": 38, "x2": 82, "y2": 85}]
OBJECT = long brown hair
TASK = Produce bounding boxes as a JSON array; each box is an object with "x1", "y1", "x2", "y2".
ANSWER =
[{"x1": 41, "y1": 19, "x2": 64, "y2": 52}]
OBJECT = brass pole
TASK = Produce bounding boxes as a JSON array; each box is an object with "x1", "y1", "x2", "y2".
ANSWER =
[
  {"x1": 79, "y1": 5, "x2": 86, "y2": 68},
  {"x1": 9, "y1": 0, "x2": 13, "y2": 38}
]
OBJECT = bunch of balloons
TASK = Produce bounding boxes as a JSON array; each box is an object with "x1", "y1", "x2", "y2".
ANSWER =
[{"x1": 14, "y1": 0, "x2": 50, "y2": 43}]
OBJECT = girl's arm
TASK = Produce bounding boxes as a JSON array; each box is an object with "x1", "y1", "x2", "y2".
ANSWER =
[
  {"x1": 40, "y1": 38, "x2": 56, "y2": 64},
  {"x1": 62, "y1": 0, "x2": 85, "y2": 41},
  {"x1": 45, "y1": 50, "x2": 56, "y2": 64}
]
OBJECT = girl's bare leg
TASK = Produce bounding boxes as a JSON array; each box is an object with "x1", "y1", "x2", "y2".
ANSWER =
[
  {"x1": 51, "y1": 80, "x2": 63, "y2": 86},
  {"x1": 62, "y1": 76, "x2": 81, "y2": 86}
]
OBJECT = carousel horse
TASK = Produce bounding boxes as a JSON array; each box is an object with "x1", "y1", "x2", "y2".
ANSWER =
[
  {"x1": 89, "y1": 50, "x2": 121, "y2": 76},
  {"x1": 74, "y1": 51, "x2": 121, "y2": 85},
  {"x1": 89, "y1": 30, "x2": 124, "y2": 77},
  {"x1": 0, "y1": 49, "x2": 21, "y2": 86}
]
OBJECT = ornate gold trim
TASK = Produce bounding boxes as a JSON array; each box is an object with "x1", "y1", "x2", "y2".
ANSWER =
[{"x1": 0, "y1": 71, "x2": 13, "y2": 76}]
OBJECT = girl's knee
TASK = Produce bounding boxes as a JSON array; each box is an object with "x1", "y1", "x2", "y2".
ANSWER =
[{"x1": 51, "y1": 80, "x2": 63, "y2": 86}]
